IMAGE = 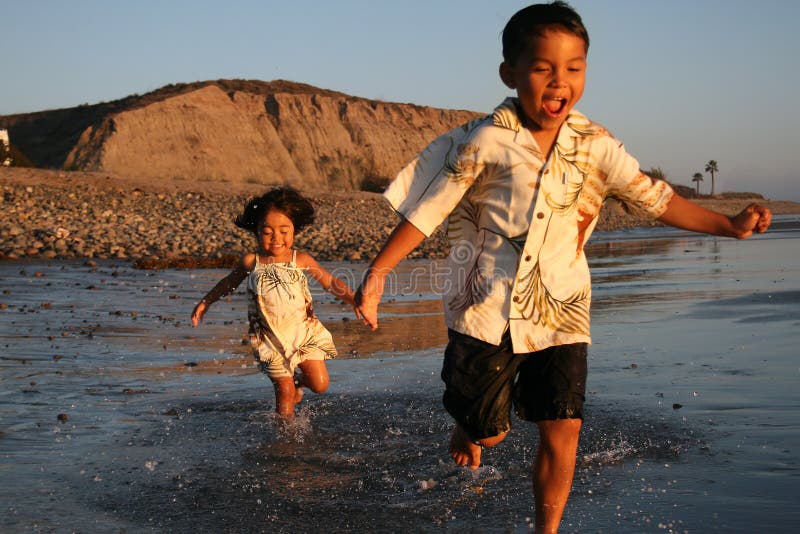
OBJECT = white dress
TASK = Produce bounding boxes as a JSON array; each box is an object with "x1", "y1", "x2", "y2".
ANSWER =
[{"x1": 246, "y1": 250, "x2": 337, "y2": 378}]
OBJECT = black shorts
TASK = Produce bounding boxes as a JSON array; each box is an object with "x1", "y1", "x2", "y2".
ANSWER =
[{"x1": 441, "y1": 329, "x2": 587, "y2": 440}]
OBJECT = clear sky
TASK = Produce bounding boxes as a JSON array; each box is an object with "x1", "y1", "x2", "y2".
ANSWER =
[{"x1": 2, "y1": 0, "x2": 798, "y2": 200}]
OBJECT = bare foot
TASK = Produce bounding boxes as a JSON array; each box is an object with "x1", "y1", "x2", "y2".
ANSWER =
[
  {"x1": 449, "y1": 424, "x2": 482, "y2": 470},
  {"x1": 293, "y1": 374, "x2": 305, "y2": 404}
]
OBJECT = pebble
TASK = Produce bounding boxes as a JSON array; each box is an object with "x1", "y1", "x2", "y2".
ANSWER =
[{"x1": 0, "y1": 182, "x2": 655, "y2": 265}]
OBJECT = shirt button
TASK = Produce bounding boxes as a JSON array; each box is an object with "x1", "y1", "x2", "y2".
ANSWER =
[
  {"x1": 537, "y1": 212, "x2": 545, "y2": 219},
  {"x1": 512, "y1": 296, "x2": 520, "y2": 302},
  {"x1": 525, "y1": 255, "x2": 532, "y2": 261}
]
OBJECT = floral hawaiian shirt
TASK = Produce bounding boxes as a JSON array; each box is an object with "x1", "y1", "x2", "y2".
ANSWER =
[{"x1": 384, "y1": 97, "x2": 674, "y2": 353}]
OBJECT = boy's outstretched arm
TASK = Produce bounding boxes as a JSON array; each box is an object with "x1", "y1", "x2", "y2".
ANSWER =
[
  {"x1": 355, "y1": 219, "x2": 426, "y2": 330},
  {"x1": 657, "y1": 194, "x2": 772, "y2": 239}
]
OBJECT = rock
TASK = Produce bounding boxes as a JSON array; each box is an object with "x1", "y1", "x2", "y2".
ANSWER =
[{"x1": 1, "y1": 168, "x2": 798, "y2": 265}]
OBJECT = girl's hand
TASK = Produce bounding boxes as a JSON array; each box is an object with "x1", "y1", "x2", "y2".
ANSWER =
[
  {"x1": 191, "y1": 301, "x2": 208, "y2": 327},
  {"x1": 190, "y1": 256, "x2": 250, "y2": 328}
]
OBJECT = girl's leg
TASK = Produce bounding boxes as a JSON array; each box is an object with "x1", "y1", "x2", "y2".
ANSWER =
[
  {"x1": 271, "y1": 376, "x2": 300, "y2": 419},
  {"x1": 296, "y1": 359, "x2": 329, "y2": 394}
]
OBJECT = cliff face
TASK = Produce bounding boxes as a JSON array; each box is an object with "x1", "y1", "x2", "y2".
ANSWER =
[{"x1": 0, "y1": 80, "x2": 483, "y2": 190}]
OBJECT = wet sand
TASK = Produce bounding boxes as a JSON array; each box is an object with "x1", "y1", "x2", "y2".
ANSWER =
[{"x1": 1, "y1": 217, "x2": 799, "y2": 532}]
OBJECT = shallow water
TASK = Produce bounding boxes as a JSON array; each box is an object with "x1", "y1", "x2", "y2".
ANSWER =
[{"x1": 1, "y1": 216, "x2": 799, "y2": 533}]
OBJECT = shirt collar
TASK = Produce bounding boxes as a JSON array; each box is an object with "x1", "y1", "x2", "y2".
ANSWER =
[{"x1": 491, "y1": 97, "x2": 599, "y2": 144}]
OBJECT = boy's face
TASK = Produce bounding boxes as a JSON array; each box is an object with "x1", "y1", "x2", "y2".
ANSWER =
[{"x1": 500, "y1": 27, "x2": 586, "y2": 135}]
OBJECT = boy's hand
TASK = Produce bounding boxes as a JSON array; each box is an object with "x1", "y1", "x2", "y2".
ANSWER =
[
  {"x1": 352, "y1": 220, "x2": 426, "y2": 330},
  {"x1": 191, "y1": 301, "x2": 208, "y2": 327},
  {"x1": 730, "y1": 204, "x2": 772, "y2": 238},
  {"x1": 354, "y1": 272, "x2": 386, "y2": 330},
  {"x1": 354, "y1": 289, "x2": 382, "y2": 330}
]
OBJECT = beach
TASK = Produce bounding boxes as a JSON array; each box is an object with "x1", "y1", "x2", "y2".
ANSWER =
[
  {"x1": 3, "y1": 167, "x2": 800, "y2": 265},
  {"x1": 1, "y1": 216, "x2": 799, "y2": 532}
]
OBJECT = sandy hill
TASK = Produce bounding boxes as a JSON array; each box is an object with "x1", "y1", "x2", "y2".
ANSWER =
[{"x1": 0, "y1": 79, "x2": 482, "y2": 191}]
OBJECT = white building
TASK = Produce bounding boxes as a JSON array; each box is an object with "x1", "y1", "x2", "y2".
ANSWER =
[{"x1": 0, "y1": 129, "x2": 11, "y2": 166}]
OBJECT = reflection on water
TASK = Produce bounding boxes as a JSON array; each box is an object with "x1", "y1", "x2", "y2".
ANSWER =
[
  {"x1": 685, "y1": 290, "x2": 800, "y2": 323},
  {"x1": 1, "y1": 216, "x2": 799, "y2": 532}
]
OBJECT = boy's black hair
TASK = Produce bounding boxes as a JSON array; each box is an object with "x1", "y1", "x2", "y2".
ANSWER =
[
  {"x1": 234, "y1": 186, "x2": 315, "y2": 233},
  {"x1": 502, "y1": 1, "x2": 589, "y2": 66}
]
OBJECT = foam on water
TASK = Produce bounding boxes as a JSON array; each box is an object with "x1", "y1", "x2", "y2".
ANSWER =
[{"x1": 45, "y1": 382, "x2": 697, "y2": 533}]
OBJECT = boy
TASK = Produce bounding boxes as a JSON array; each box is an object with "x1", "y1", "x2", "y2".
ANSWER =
[{"x1": 355, "y1": 2, "x2": 771, "y2": 532}]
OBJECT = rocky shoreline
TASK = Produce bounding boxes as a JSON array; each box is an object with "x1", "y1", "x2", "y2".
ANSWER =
[{"x1": 2, "y1": 168, "x2": 798, "y2": 267}]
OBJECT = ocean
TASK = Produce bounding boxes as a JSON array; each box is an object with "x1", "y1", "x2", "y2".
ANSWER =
[{"x1": 2, "y1": 216, "x2": 799, "y2": 533}]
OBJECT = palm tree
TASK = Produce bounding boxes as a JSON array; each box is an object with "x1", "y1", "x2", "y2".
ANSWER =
[
  {"x1": 644, "y1": 166, "x2": 667, "y2": 181},
  {"x1": 705, "y1": 160, "x2": 719, "y2": 196},
  {"x1": 692, "y1": 172, "x2": 703, "y2": 195}
]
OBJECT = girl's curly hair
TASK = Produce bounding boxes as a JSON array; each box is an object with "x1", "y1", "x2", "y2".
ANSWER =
[{"x1": 234, "y1": 187, "x2": 316, "y2": 233}]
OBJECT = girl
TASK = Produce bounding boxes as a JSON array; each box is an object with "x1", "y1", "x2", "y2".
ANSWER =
[{"x1": 192, "y1": 187, "x2": 355, "y2": 419}]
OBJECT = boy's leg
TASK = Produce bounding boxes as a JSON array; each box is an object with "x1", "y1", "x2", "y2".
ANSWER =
[
  {"x1": 534, "y1": 419, "x2": 582, "y2": 534},
  {"x1": 449, "y1": 423, "x2": 507, "y2": 470},
  {"x1": 441, "y1": 329, "x2": 521, "y2": 469},
  {"x1": 514, "y1": 343, "x2": 587, "y2": 533}
]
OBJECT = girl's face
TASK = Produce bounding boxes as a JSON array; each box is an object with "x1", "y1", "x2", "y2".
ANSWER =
[{"x1": 256, "y1": 209, "x2": 295, "y2": 257}]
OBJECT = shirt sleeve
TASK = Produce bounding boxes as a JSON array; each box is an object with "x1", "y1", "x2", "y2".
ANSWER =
[
  {"x1": 383, "y1": 117, "x2": 486, "y2": 237},
  {"x1": 600, "y1": 137, "x2": 674, "y2": 219}
]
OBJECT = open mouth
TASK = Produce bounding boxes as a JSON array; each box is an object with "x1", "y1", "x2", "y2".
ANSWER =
[{"x1": 543, "y1": 97, "x2": 567, "y2": 118}]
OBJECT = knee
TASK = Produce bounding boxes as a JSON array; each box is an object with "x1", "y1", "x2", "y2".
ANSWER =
[
  {"x1": 538, "y1": 419, "x2": 582, "y2": 450},
  {"x1": 304, "y1": 374, "x2": 329, "y2": 394},
  {"x1": 298, "y1": 361, "x2": 329, "y2": 393},
  {"x1": 307, "y1": 381, "x2": 329, "y2": 394}
]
